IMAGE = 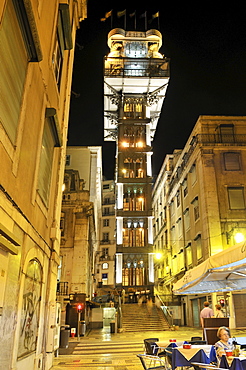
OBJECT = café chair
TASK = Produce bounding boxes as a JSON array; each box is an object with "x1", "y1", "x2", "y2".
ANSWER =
[
  {"x1": 137, "y1": 354, "x2": 167, "y2": 370},
  {"x1": 144, "y1": 338, "x2": 160, "y2": 355},
  {"x1": 191, "y1": 362, "x2": 224, "y2": 370},
  {"x1": 189, "y1": 340, "x2": 207, "y2": 345},
  {"x1": 164, "y1": 345, "x2": 174, "y2": 368},
  {"x1": 191, "y1": 337, "x2": 203, "y2": 341}
]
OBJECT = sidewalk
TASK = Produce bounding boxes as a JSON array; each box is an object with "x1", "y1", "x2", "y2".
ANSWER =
[
  {"x1": 54, "y1": 326, "x2": 246, "y2": 369},
  {"x1": 59, "y1": 325, "x2": 246, "y2": 354}
]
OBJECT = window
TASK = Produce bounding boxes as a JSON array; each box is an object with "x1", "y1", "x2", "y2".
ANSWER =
[
  {"x1": 195, "y1": 235, "x2": 202, "y2": 260},
  {"x1": 186, "y1": 244, "x2": 192, "y2": 266},
  {"x1": 103, "y1": 184, "x2": 110, "y2": 189},
  {"x1": 37, "y1": 117, "x2": 56, "y2": 205},
  {"x1": 18, "y1": 259, "x2": 42, "y2": 358},
  {"x1": 177, "y1": 218, "x2": 182, "y2": 237},
  {"x1": 60, "y1": 212, "x2": 65, "y2": 236},
  {"x1": 191, "y1": 197, "x2": 199, "y2": 221},
  {"x1": 123, "y1": 157, "x2": 144, "y2": 179},
  {"x1": 123, "y1": 102, "x2": 144, "y2": 119},
  {"x1": 170, "y1": 200, "x2": 175, "y2": 215},
  {"x1": 0, "y1": 0, "x2": 28, "y2": 144},
  {"x1": 224, "y1": 152, "x2": 241, "y2": 171},
  {"x1": 65, "y1": 155, "x2": 71, "y2": 166},
  {"x1": 122, "y1": 125, "x2": 145, "y2": 146},
  {"x1": 170, "y1": 226, "x2": 176, "y2": 246},
  {"x1": 123, "y1": 190, "x2": 145, "y2": 211},
  {"x1": 123, "y1": 227, "x2": 145, "y2": 247},
  {"x1": 183, "y1": 179, "x2": 188, "y2": 197},
  {"x1": 176, "y1": 191, "x2": 180, "y2": 207},
  {"x1": 228, "y1": 187, "x2": 245, "y2": 209},
  {"x1": 217, "y1": 124, "x2": 235, "y2": 143},
  {"x1": 102, "y1": 263, "x2": 109, "y2": 269},
  {"x1": 190, "y1": 164, "x2": 197, "y2": 184},
  {"x1": 53, "y1": 4, "x2": 72, "y2": 89},
  {"x1": 102, "y1": 273, "x2": 108, "y2": 285},
  {"x1": 103, "y1": 219, "x2": 110, "y2": 227},
  {"x1": 102, "y1": 248, "x2": 109, "y2": 256},
  {"x1": 184, "y1": 208, "x2": 190, "y2": 230},
  {"x1": 102, "y1": 233, "x2": 109, "y2": 242}
]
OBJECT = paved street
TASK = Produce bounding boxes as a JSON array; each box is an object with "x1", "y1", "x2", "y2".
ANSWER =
[{"x1": 51, "y1": 325, "x2": 246, "y2": 369}]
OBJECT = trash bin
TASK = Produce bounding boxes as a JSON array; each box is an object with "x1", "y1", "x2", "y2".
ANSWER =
[
  {"x1": 110, "y1": 321, "x2": 115, "y2": 333},
  {"x1": 60, "y1": 325, "x2": 70, "y2": 348},
  {"x1": 79, "y1": 320, "x2": 86, "y2": 336}
]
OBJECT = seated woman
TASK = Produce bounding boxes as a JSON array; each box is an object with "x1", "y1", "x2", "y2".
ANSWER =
[{"x1": 215, "y1": 326, "x2": 233, "y2": 360}]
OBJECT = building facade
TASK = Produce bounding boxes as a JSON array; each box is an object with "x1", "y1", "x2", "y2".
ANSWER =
[
  {"x1": 103, "y1": 28, "x2": 170, "y2": 297},
  {"x1": 152, "y1": 116, "x2": 246, "y2": 328},
  {"x1": 0, "y1": 1, "x2": 86, "y2": 369},
  {"x1": 95, "y1": 180, "x2": 116, "y2": 289},
  {"x1": 58, "y1": 146, "x2": 102, "y2": 301}
]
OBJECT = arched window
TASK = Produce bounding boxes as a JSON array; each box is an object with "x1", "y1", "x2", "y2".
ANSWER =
[{"x1": 18, "y1": 259, "x2": 42, "y2": 358}]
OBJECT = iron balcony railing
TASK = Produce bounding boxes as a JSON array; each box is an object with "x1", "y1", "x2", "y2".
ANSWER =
[
  {"x1": 57, "y1": 281, "x2": 68, "y2": 296},
  {"x1": 104, "y1": 57, "x2": 170, "y2": 78},
  {"x1": 197, "y1": 133, "x2": 246, "y2": 145}
]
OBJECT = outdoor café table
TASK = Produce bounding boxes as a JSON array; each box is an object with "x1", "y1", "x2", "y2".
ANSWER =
[
  {"x1": 157, "y1": 341, "x2": 184, "y2": 349},
  {"x1": 172, "y1": 345, "x2": 217, "y2": 370},
  {"x1": 220, "y1": 355, "x2": 246, "y2": 370}
]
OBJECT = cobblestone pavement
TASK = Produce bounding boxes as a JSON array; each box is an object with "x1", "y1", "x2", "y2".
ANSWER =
[{"x1": 51, "y1": 327, "x2": 246, "y2": 369}]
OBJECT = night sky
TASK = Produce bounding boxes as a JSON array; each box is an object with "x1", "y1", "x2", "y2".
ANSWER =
[{"x1": 68, "y1": 4, "x2": 246, "y2": 180}]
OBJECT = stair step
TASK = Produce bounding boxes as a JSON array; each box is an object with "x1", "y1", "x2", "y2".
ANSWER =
[{"x1": 121, "y1": 303, "x2": 170, "y2": 332}]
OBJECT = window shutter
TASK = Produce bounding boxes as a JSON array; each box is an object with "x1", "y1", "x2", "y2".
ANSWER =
[
  {"x1": 228, "y1": 187, "x2": 245, "y2": 209},
  {"x1": 224, "y1": 152, "x2": 241, "y2": 171},
  {"x1": 0, "y1": 0, "x2": 28, "y2": 143}
]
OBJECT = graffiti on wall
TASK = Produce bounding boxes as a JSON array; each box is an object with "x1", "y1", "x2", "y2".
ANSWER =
[{"x1": 18, "y1": 259, "x2": 42, "y2": 358}]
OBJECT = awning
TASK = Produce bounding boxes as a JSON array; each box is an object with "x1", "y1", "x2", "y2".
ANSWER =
[{"x1": 173, "y1": 241, "x2": 246, "y2": 295}]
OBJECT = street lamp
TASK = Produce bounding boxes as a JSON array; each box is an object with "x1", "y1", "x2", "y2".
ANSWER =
[
  {"x1": 234, "y1": 232, "x2": 244, "y2": 243},
  {"x1": 155, "y1": 252, "x2": 162, "y2": 260}
]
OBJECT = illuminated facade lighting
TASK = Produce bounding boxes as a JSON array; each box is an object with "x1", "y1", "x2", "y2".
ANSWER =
[{"x1": 104, "y1": 28, "x2": 169, "y2": 293}]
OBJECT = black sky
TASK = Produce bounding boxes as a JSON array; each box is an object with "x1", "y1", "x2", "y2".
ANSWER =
[{"x1": 68, "y1": 4, "x2": 246, "y2": 180}]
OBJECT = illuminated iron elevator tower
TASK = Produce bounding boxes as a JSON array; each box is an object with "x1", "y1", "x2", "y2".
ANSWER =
[{"x1": 104, "y1": 28, "x2": 170, "y2": 293}]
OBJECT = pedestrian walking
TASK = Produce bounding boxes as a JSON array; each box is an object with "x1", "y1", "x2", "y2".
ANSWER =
[
  {"x1": 214, "y1": 304, "x2": 224, "y2": 318},
  {"x1": 147, "y1": 297, "x2": 153, "y2": 315},
  {"x1": 121, "y1": 288, "x2": 125, "y2": 304},
  {"x1": 200, "y1": 301, "x2": 214, "y2": 327},
  {"x1": 138, "y1": 295, "x2": 144, "y2": 307},
  {"x1": 155, "y1": 295, "x2": 161, "y2": 309}
]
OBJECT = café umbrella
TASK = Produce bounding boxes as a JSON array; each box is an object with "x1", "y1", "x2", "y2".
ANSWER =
[{"x1": 173, "y1": 241, "x2": 246, "y2": 295}]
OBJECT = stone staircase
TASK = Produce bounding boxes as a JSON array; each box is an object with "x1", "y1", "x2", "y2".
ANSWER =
[{"x1": 121, "y1": 303, "x2": 170, "y2": 332}]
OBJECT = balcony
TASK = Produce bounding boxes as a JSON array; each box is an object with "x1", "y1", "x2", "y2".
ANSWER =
[
  {"x1": 100, "y1": 240, "x2": 115, "y2": 245},
  {"x1": 197, "y1": 133, "x2": 246, "y2": 145},
  {"x1": 104, "y1": 57, "x2": 170, "y2": 78},
  {"x1": 102, "y1": 211, "x2": 115, "y2": 216},
  {"x1": 57, "y1": 281, "x2": 68, "y2": 296},
  {"x1": 99, "y1": 255, "x2": 114, "y2": 261}
]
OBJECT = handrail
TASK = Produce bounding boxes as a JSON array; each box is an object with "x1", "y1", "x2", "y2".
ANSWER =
[{"x1": 156, "y1": 293, "x2": 173, "y2": 327}]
